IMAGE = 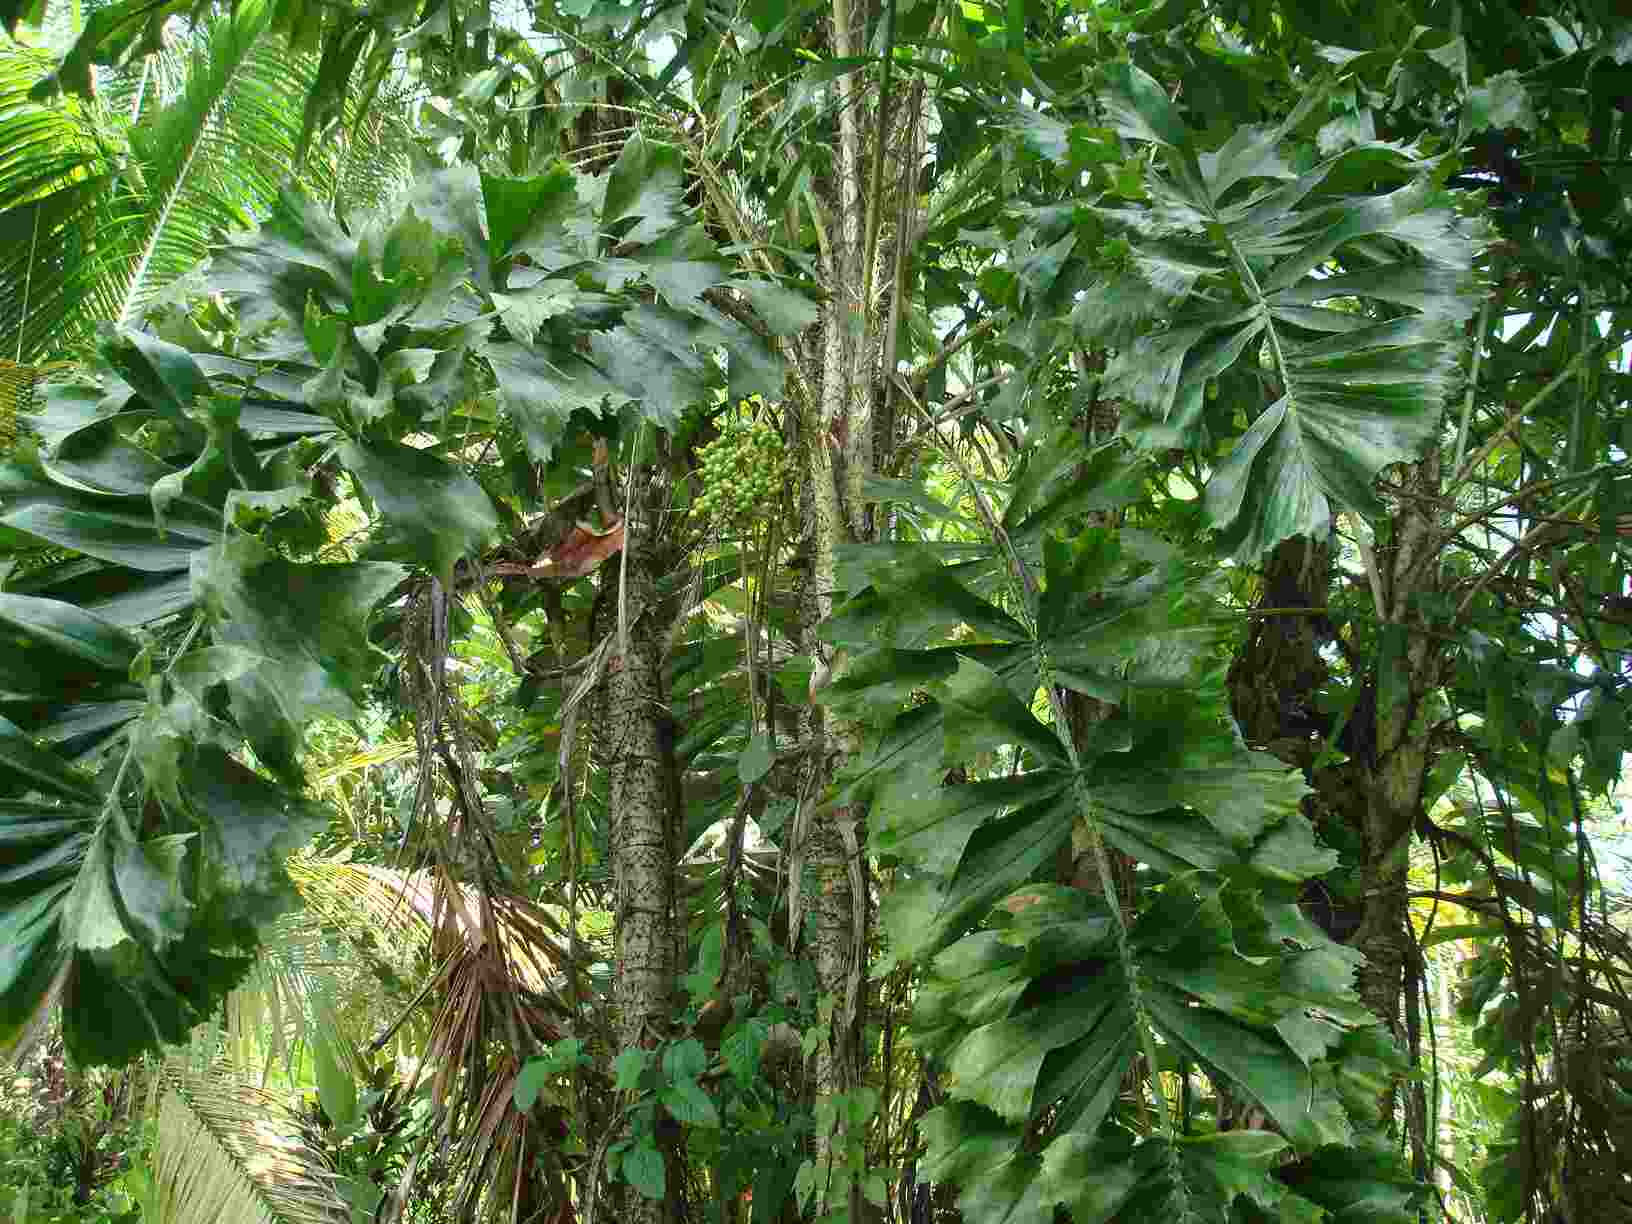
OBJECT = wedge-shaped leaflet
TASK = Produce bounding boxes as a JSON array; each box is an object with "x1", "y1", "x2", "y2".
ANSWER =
[
  {"x1": 1088, "y1": 62, "x2": 1479, "y2": 558},
  {"x1": 0, "y1": 742, "x2": 324, "y2": 1065}
]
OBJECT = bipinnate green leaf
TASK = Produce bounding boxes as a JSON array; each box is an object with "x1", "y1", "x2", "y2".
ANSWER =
[
  {"x1": 1087, "y1": 61, "x2": 1479, "y2": 559},
  {"x1": 0, "y1": 501, "x2": 217, "y2": 572},
  {"x1": 337, "y1": 438, "x2": 499, "y2": 582},
  {"x1": 730, "y1": 279, "x2": 819, "y2": 335},
  {"x1": 191, "y1": 537, "x2": 405, "y2": 729},
  {"x1": 1039, "y1": 1130, "x2": 1293, "y2": 1223},
  {"x1": 0, "y1": 715, "x2": 100, "y2": 802},
  {"x1": 941, "y1": 657, "x2": 1065, "y2": 768},
  {"x1": 603, "y1": 133, "x2": 687, "y2": 248},
  {"x1": 481, "y1": 165, "x2": 577, "y2": 262},
  {"x1": 0, "y1": 592, "x2": 140, "y2": 675},
  {"x1": 482, "y1": 342, "x2": 621, "y2": 463},
  {"x1": 96, "y1": 327, "x2": 208, "y2": 421},
  {"x1": 0, "y1": 731, "x2": 326, "y2": 1066}
]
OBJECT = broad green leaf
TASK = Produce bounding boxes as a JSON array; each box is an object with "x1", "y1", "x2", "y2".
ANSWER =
[
  {"x1": 0, "y1": 715, "x2": 99, "y2": 801},
  {"x1": 1145, "y1": 986, "x2": 1351, "y2": 1149},
  {"x1": 623, "y1": 1141, "x2": 666, "y2": 1200},
  {"x1": 1465, "y1": 71, "x2": 1535, "y2": 134},
  {"x1": 731, "y1": 279, "x2": 820, "y2": 335},
  {"x1": 43, "y1": 419, "x2": 178, "y2": 497},
  {"x1": 738, "y1": 735, "x2": 774, "y2": 783},
  {"x1": 110, "y1": 834, "x2": 193, "y2": 952},
  {"x1": 191, "y1": 537, "x2": 405, "y2": 729},
  {"x1": 941, "y1": 656, "x2": 1066, "y2": 768},
  {"x1": 1099, "y1": 61, "x2": 1195, "y2": 154},
  {"x1": 483, "y1": 341, "x2": 621, "y2": 463},
  {"x1": 825, "y1": 565, "x2": 1028, "y2": 649},
  {"x1": 613, "y1": 1048, "x2": 652, "y2": 1091},
  {"x1": 1085, "y1": 70, "x2": 1478, "y2": 558},
  {"x1": 183, "y1": 747, "x2": 328, "y2": 930},
  {"x1": 0, "y1": 884, "x2": 73, "y2": 1054},
  {"x1": 492, "y1": 281, "x2": 581, "y2": 343},
  {"x1": 948, "y1": 992, "x2": 1113, "y2": 1122},
  {"x1": 647, "y1": 258, "x2": 726, "y2": 310},
  {"x1": 664, "y1": 1037, "x2": 709, "y2": 1081},
  {"x1": 1248, "y1": 811, "x2": 1340, "y2": 881},
  {"x1": 875, "y1": 772, "x2": 1070, "y2": 878},
  {"x1": 1087, "y1": 709, "x2": 1309, "y2": 845},
  {"x1": 59, "y1": 824, "x2": 126, "y2": 952},
  {"x1": 603, "y1": 133, "x2": 686, "y2": 248},
  {"x1": 314, "y1": 1031, "x2": 359, "y2": 1130},
  {"x1": 1040, "y1": 1130, "x2": 1291, "y2": 1224},
  {"x1": 514, "y1": 1057, "x2": 553, "y2": 1111},
  {"x1": 930, "y1": 786, "x2": 1077, "y2": 955},
  {"x1": 482, "y1": 166, "x2": 576, "y2": 261},
  {"x1": 97, "y1": 328, "x2": 207, "y2": 420},
  {"x1": 408, "y1": 166, "x2": 489, "y2": 288},
  {"x1": 660, "y1": 1076, "x2": 720, "y2": 1127},
  {"x1": 588, "y1": 307, "x2": 716, "y2": 427},
  {"x1": 918, "y1": 1103, "x2": 1025, "y2": 1190},
  {"x1": 1, "y1": 503, "x2": 213, "y2": 572},
  {"x1": 0, "y1": 591, "x2": 139, "y2": 674},
  {"x1": 721, "y1": 1019, "x2": 766, "y2": 1084},
  {"x1": 337, "y1": 438, "x2": 499, "y2": 582}
]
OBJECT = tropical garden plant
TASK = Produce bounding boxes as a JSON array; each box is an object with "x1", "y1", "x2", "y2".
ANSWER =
[{"x1": 0, "y1": 0, "x2": 1629, "y2": 1222}]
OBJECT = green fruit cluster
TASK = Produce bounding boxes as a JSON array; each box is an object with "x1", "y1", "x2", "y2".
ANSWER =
[{"x1": 690, "y1": 418, "x2": 789, "y2": 525}]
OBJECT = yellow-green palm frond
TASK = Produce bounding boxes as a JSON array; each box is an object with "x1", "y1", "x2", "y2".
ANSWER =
[
  {"x1": 0, "y1": 0, "x2": 321, "y2": 360},
  {"x1": 149, "y1": 1061, "x2": 347, "y2": 1224},
  {"x1": 0, "y1": 41, "x2": 118, "y2": 360}
]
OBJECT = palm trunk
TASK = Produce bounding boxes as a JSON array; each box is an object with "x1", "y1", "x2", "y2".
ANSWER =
[
  {"x1": 784, "y1": 7, "x2": 924, "y2": 1209},
  {"x1": 607, "y1": 468, "x2": 681, "y2": 1224},
  {"x1": 1353, "y1": 453, "x2": 1447, "y2": 1123}
]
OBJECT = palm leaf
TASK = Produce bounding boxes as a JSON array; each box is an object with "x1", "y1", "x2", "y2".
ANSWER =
[
  {"x1": 0, "y1": 359, "x2": 71, "y2": 442},
  {"x1": 0, "y1": 41, "x2": 118, "y2": 360},
  {"x1": 109, "y1": 0, "x2": 313, "y2": 325},
  {"x1": 1084, "y1": 63, "x2": 1482, "y2": 559},
  {"x1": 0, "y1": 0, "x2": 323, "y2": 360},
  {"x1": 148, "y1": 1060, "x2": 348, "y2": 1224}
]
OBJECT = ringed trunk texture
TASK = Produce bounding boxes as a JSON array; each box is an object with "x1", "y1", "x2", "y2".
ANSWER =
[
  {"x1": 791, "y1": 0, "x2": 923, "y2": 1212},
  {"x1": 607, "y1": 472, "x2": 681, "y2": 1224}
]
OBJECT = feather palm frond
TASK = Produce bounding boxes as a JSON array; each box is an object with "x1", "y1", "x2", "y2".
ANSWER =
[
  {"x1": 110, "y1": 0, "x2": 312, "y2": 325},
  {"x1": 0, "y1": 42, "x2": 119, "y2": 360},
  {"x1": 0, "y1": 358, "x2": 71, "y2": 441},
  {"x1": 0, "y1": 0, "x2": 321, "y2": 360},
  {"x1": 150, "y1": 1061, "x2": 347, "y2": 1224}
]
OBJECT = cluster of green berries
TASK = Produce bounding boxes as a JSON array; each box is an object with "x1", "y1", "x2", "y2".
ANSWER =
[{"x1": 690, "y1": 417, "x2": 790, "y2": 525}]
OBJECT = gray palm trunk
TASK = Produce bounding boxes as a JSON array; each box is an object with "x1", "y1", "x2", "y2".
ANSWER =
[
  {"x1": 607, "y1": 474, "x2": 681, "y2": 1224},
  {"x1": 792, "y1": 4, "x2": 930, "y2": 1209}
]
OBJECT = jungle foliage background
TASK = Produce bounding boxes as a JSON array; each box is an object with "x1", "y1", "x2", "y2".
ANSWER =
[{"x1": 0, "y1": 0, "x2": 1629, "y2": 1219}]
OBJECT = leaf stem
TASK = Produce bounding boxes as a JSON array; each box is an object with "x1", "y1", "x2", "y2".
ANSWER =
[
  {"x1": 1452, "y1": 279, "x2": 1494, "y2": 475},
  {"x1": 893, "y1": 376, "x2": 1179, "y2": 1142}
]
